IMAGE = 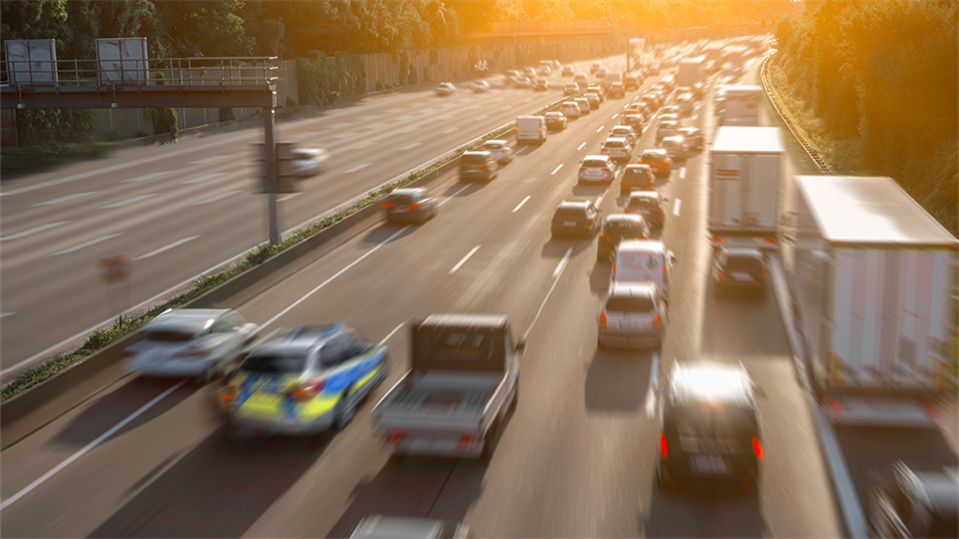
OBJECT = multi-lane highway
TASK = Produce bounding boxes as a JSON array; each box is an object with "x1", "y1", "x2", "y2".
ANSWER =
[
  {"x1": 0, "y1": 55, "x2": 626, "y2": 376},
  {"x1": 1, "y1": 52, "x2": 853, "y2": 537}
]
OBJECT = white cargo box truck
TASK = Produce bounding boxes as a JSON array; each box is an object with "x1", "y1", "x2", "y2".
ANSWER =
[
  {"x1": 708, "y1": 126, "x2": 784, "y2": 249},
  {"x1": 718, "y1": 85, "x2": 762, "y2": 126},
  {"x1": 784, "y1": 176, "x2": 958, "y2": 427},
  {"x1": 678, "y1": 57, "x2": 704, "y2": 87}
]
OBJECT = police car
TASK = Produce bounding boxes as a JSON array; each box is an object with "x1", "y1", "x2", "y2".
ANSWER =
[{"x1": 217, "y1": 324, "x2": 390, "y2": 438}]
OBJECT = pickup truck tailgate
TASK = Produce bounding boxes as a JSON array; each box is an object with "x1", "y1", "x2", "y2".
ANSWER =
[{"x1": 374, "y1": 372, "x2": 501, "y2": 432}]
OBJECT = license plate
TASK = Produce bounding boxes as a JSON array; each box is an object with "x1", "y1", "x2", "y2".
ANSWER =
[
  {"x1": 692, "y1": 455, "x2": 728, "y2": 474},
  {"x1": 564, "y1": 221, "x2": 577, "y2": 227},
  {"x1": 732, "y1": 271, "x2": 752, "y2": 281}
]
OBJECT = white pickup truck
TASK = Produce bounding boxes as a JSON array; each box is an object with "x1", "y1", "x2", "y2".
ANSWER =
[{"x1": 372, "y1": 314, "x2": 523, "y2": 459}]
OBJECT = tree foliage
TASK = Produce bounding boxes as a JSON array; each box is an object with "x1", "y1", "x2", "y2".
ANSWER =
[{"x1": 774, "y1": 0, "x2": 958, "y2": 234}]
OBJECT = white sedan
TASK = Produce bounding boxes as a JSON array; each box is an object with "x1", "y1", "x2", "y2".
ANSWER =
[
  {"x1": 291, "y1": 148, "x2": 329, "y2": 177},
  {"x1": 477, "y1": 139, "x2": 514, "y2": 165},
  {"x1": 435, "y1": 82, "x2": 456, "y2": 96},
  {"x1": 123, "y1": 309, "x2": 258, "y2": 383},
  {"x1": 470, "y1": 80, "x2": 491, "y2": 93}
]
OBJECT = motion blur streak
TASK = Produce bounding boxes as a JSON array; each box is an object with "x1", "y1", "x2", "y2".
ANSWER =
[{"x1": 0, "y1": 380, "x2": 187, "y2": 511}]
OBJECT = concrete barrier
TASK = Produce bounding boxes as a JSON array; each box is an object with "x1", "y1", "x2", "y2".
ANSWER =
[{"x1": 0, "y1": 95, "x2": 570, "y2": 449}]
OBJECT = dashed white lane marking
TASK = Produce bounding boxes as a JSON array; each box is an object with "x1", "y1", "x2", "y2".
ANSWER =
[
  {"x1": 523, "y1": 97, "x2": 534, "y2": 103},
  {"x1": 398, "y1": 126, "x2": 417, "y2": 134},
  {"x1": 1, "y1": 312, "x2": 16, "y2": 319},
  {"x1": 183, "y1": 172, "x2": 226, "y2": 185},
  {"x1": 195, "y1": 190, "x2": 240, "y2": 205},
  {"x1": 135, "y1": 235, "x2": 201, "y2": 260},
  {"x1": 345, "y1": 163, "x2": 371, "y2": 174},
  {"x1": 442, "y1": 127, "x2": 458, "y2": 134},
  {"x1": 100, "y1": 194, "x2": 157, "y2": 209},
  {"x1": 277, "y1": 193, "x2": 301, "y2": 202},
  {"x1": 0, "y1": 221, "x2": 71, "y2": 241},
  {"x1": 122, "y1": 171, "x2": 170, "y2": 183},
  {"x1": 577, "y1": 142, "x2": 587, "y2": 150},
  {"x1": 673, "y1": 198, "x2": 682, "y2": 216},
  {"x1": 439, "y1": 184, "x2": 471, "y2": 207},
  {"x1": 692, "y1": 114, "x2": 698, "y2": 120},
  {"x1": 476, "y1": 114, "x2": 489, "y2": 121},
  {"x1": 191, "y1": 155, "x2": 228, "y2": 165},
  {"x1": 553, "y1": 247, "x2": 573, "y2": 277},
  {"x1": 551, "y1": 164, "x2": 563, "y2": 175},
  {"x1": 449, "y1": 245, "x2": 481, "y2": 274},
  {"x1": 679, "y1": 167, "x2": 687, "y2": 180},
  {"x1": 611, "y1": 113, "x2": 619, "y2": 120},
  {"x1": 596, "y1": 125, "x2": 605, "y2": 133},
  {"x1": 501, "y1": 105, "x2": 512, "y2": 111},
  {"x1": 0, "y1": 380, "x2": 187, "y2": 511},
  {"x1": 32, "y1": 192, "x2": 96, "y2": 207},
  {"x1": 400, "y1": 142, "x2": 422, "y2": 151},
  {"x1": 512, "y1": 195, "x2": 531, "y2": 213},
  {"x1": 49, "y1": 233, "x2": 123, "y2": 256},
  {"x1": 645, "y1": 351, "x2": 660, "y2": 418}
]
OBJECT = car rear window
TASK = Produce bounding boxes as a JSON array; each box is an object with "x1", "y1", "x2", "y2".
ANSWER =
[
  {"x1": 583, "y1": 159, "x2": 608, "y2": 168},
  {"x1": 416, "y1": 330, "x2": 496, "y2": 362},
  {"x1": 242, "y1": 353, "x2": 307, "y2": 373},
  {"x1": 604, "y1": 140, "x2": 624, "y2": 148},
  {"x1": 461, "y1": 154, "x2": 487, "y2": 164},
  {"x1": 629, "y1": 197, "x2": 658, "y2": 207},
  {"x1": 387, "y1": 194, "x2": 415, "y2": 206},
  {"x1": 146, "y1": 330, "x2": 196, "y2": 342},
  {"x1": 613, "y1": 128, "x2": 631, "y2": 135},
  {"x1": 554, "y1": 207, "x2": 585, "y2": 220},
  {"x1": 666, "y1": 407, "x2": 757, "y2": 454},
  {"x1": 624, "y1": 168, "x2": 651, "y2": 180},
  {"x1": 606, "y1": 295, "x2": 654, "y2": 313},
  {"x1": 725, "y1": 256, "x2": 764, "y2": 271},
  {"x1": 643, "y1": 153, "x2": 664, "y2": 161}
]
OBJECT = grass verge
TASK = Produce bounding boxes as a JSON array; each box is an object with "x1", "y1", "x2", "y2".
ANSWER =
[{"x1": 0, "y1": 121, "x2": 523, "y2": 402}]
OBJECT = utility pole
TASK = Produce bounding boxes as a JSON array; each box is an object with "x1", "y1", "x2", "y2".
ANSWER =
[{"x1": 263, "y1": 105, "x2": 280, "y2": 245}]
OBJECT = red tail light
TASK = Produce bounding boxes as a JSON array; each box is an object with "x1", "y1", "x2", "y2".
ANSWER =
[
  {"x1": 827, "y1": 399, "x2": 843, "y2": 415},
  {"x1": 652, "y1": 312, "x2": 661, "y2": 331},
  {"x1": 924, "y1": 402, "x2": 941, "y2": 418},
  {"x1": 478, "y1": 165, "x2": 487, "y2": 169},
  {"x1": 386, "y1": 431, "x2": 405, "y2": 446},
  {"x1": 458, "y1": 433, "x2": 474, "y2": 449},
  {"x1": 181, "y1": 346, "x2": 207, "y2": 360},
  {"x1": 600, "y1": 233, "x2": 609, "y2": 240},
  {"x1": 289, "y1": 378, "x2": 326, "y2": 402},
  {"x1": 407, "y1": 204, "x2": 420, "y2": 209},
  {"x1": 600, "y1": 311, "x2": 607, "y2": 329},
  {"x1": 381, "y1": 203, "x2": 393, "y2": 208},
  {"x1": 660, "y1": 433, "x2": 668, "y2": 458},
  {"x1": 752, "y1": 437, "x2": 763, "y2": 460},
  {"x1": 717, "y1": 271, "x2": 726, "y2": 282}
]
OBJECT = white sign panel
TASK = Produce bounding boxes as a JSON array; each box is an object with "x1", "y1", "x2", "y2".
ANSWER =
[
  {"x1": 96, "y1": 38, "x2": 148, "y2": 84},
  {"x1": 3, "y1": 39, "x2": 58, "y2": 85}
]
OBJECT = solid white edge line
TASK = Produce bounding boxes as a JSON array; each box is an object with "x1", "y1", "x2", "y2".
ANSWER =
[
  {"x1": 769, "y1": 257, "x2": 868, "y2": 539},
  {"x1": 552, "y1": 247, "x2": 573, "y2": 278},
  {"x1": 0, "y1": 380, "x2": 187, "y2": 511},
  {"x1": 379, "y1": 323, "x2": 404, "y2": 345},
  {"x1": 194, "y1": 190, "x2": 240, "y2": 205},
  {"x1": 512, "y1": 196, "x2": 531, "y2": 213},
  {"x1": 551, "y1": 164, "x2": 563, "y2": 175},
  {"x1": 0, "y1": 312, "x2": 16, "y2": 319},
  {"x1": 345, "y1": 164, "x2": 371, "y2": 174},
  {"x1": 259, "y1": 226, "x2": 411, "y2": 331},
  {"x1": 525, "y1": 246, "x2": 573, "y2": 340},
  {"x1": 135, "y1": 235, "x2": 201, "y2": 261},
  {"x1": 449, "y1": 245, "x2": 481, "y2": 274},
  {"x1": 673, "y1": 199, "x2": 682, "y2": 216},
  {"x1": 645, "y1": 351, "x2": 660, "y2": 418}
]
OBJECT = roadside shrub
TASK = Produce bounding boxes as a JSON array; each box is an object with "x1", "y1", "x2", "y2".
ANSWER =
[
  {"x1": 107, "y1": 131, "x2": 127, "y2": 142},
  {"x1": 150, "y1": 107, "x2": 178, "y2": 139},
  {"x1": 218, "y1": 107, "x2": 236, "y2": 122}
]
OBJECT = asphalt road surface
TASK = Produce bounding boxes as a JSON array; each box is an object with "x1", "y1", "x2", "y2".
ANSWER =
[
  {"x1": 0, "y1": 54, "x2": 628, "y2": 376},
  {"x1": 0, "y1": 51, "x2": 847, "y2": 538}
]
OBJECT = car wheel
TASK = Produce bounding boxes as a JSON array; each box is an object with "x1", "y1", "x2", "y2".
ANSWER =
[
  {"x1": 480, "y1": 419, "x2": 500, "y2": 461},
  {"x1": 333, "y1": 389, "x2": 357, "y2": 430}
]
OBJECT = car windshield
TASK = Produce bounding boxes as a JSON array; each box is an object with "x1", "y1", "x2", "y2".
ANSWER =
[
  {"x1": 606, "y1": 295, "x2": 655, "y2": 313},
  {"x1": 604, "y1": 141, "x2": 624, "y2": 148},
  {"x1": 461, "y1": 154, "x2": 487, "y2": 164},
  {"x1": 242, "y1": 353, "x2": 307, "y2": 373},
  {"x1": 725, "y1": 256, "x2": 764, "y2": 271},
  {"x1": 583, "y1": 159, "x2": 608, "y2": 168}
]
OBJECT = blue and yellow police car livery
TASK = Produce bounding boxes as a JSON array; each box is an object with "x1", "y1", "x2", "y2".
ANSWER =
[{"x1": 218, "y1": 324, "x2": 390, "y2": 436}]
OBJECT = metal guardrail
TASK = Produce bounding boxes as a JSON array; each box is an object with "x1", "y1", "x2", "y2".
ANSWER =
[
  {"x1": 1, "y1": 56, "x2": 278, "y2": 88},
  {"x1": 759, "y1": 52, "x2": 832, "y2": 175}
]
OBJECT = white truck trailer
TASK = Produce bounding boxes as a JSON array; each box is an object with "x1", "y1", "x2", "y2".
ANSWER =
[
  {"x1": 708, "y1": 126, "x2": 784, "y2": 249},
  {"x1": 372, "y1": 314, "x2": 522, "y2": 459},
  {"x1": 678, "y1": 57, "x2": 704, "y2": 87},
  {"x1": 718, "y1": 85, "x2": 762, "y2": 126},
  {"x1": 783, "y1": 176, "x2": 958, "y2": 427}
]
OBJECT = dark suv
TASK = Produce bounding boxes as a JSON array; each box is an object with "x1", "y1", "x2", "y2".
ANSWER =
[
  {"x1": 658, "y1": 362, "x2": 762, "y2": 492},
  {"x1": 712, "y1": 247, "x2": 767, "y2": 299},
  {"x1": 866, "y1": 461, "x2": 958, "y2": 538},
  {"x1": 459, "y1": 151, "x2": 498, "y2": 182},
  {"x1": 597, "y1": 214, "x2": 649, "y2": 262},
  {"x1": 551, "y1": 200, "x2": 603, "y2": 239},
  {"x1": 382, "y1": 188, "x2": 437, "y2": 224}
]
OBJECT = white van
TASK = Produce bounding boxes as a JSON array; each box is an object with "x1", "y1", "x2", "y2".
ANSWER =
[
  {"x1": 515, "y1": 116, "x2": 547, "y2": 145},
  {"x1": 611, "y1": 239, "x2": 676, "y2": 297}
]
